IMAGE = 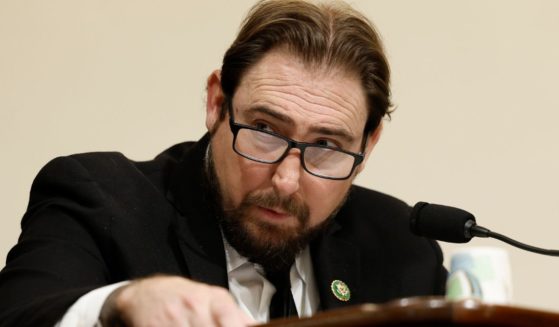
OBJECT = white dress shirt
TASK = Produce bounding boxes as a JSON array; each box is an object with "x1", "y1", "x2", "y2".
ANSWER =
[
  {"x1": 55, "y1": 281, "x2": 129, "y2": 327},
  {"x1": 224, "y1": 239, "x2": 320, "y2": 323},
  {"x1": 56, "y1": 241, "x2": 319, "y2": 326}
]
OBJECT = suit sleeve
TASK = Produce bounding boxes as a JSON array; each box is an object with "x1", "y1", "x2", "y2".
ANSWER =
[
  {"x1": 427, "y1": 238, "x2": 448, "y2": 295},
  {"x1": 0, "y1": 156, "x2": 113, "y2": 327}
]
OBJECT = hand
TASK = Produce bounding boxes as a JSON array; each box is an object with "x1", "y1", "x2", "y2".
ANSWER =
[{"x1": 99, "y1": 275, "x2": 255, "y2": 327}]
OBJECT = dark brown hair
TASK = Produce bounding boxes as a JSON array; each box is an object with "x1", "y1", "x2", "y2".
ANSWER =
[{"x1": 220, "y1": 0, "x2": 392, "y2": 135}]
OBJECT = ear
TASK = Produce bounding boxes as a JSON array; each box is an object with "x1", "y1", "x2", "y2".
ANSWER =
[
  {"x1": 355, "y1": 122, "x2": 383, "y2": 174},
  {"x1": 206, "y1": 70, "x2": 224, "y2": 132}
]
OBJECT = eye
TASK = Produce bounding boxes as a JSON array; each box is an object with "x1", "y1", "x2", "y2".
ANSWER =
[
  {"x1": 315, "y1": 139, "x2": 338, "y2": 148},
  {"x1": 254, "y1": 122, "x2": 273, "y2": 132}
]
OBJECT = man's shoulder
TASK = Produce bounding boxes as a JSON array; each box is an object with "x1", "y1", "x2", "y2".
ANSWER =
[
  {"x1": 27, "y1": 140, "x2": 201, "y2": 212},
  {"x1": 36, "y1": 141, "x2": 196, "y2": 183},
  {"x1": 345, "y1": 185, "x2": 411, "y2": 221},
  {"x1": 339, "y1": 185, "x2": 424, "y2": 245},
  {"x1": 67, "y1": 141, "x2": 196, "y2": 175}
]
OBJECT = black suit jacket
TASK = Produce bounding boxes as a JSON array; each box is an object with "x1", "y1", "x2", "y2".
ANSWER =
[{"x1": 0, "y1": 134, "x2": 446, "y2": 326}]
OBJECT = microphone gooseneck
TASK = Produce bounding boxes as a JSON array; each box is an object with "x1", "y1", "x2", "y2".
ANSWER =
[{"x1": 411, "y1": 202, "x2": 559, "y2": 257}]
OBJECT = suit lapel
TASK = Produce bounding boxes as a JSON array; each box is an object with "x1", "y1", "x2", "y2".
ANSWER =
[
  {"x1": 311, "y1": 219, "x2": 362, "y2": 311},
  {"x1": 172, "y1": 211, "x2": 228, "y2": 288},
  {"x1": 166, "y1": 134, "x2": 229, "y2": 288}
]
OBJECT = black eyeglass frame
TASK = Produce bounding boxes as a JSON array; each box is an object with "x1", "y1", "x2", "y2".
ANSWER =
[{"x1": 227, "y1": 108, "x2": 365, "y2": 181}]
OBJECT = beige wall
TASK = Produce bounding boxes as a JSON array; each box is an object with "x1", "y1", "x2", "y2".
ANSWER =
[{"x1": 2, "y1": 0, "x2": 558, "y2": 311}]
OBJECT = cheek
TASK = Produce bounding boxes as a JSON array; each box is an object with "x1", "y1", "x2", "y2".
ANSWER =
[
  {"x1": 305, "y1": 180, "x2": 351, "y2": 226},
  {"x1": 218, "y1": 154, "x2": 275, "y2": 208},
  {"x1": 211, "y1": 125, "x2": 241, "y2": 208},
  {"x1": 239, "y1": 161, "x2": 276, "y2": 189}
]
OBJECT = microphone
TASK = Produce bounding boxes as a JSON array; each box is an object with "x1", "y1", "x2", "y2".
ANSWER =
[{"x1": 410, "y1": 201, "x2": 559, "y2": 256}]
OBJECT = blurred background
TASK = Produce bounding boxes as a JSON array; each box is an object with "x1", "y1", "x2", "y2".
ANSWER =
[{"x1": 1, "y1": 0, "x2": 558, "y2": 311}]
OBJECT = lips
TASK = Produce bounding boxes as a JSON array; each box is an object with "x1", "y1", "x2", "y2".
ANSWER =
[{"x1": 256, "y1": 206, "x2": 292, "y2": 221}]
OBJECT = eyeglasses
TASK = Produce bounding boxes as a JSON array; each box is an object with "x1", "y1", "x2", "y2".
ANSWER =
[{"x1": 228, "y1": 110, "x2": 365, "y2": 180}]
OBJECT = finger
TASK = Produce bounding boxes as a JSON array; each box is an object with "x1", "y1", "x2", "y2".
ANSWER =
[
  {"x1": 184, "y1": 304, "x2": 216, "y2": 327},
  {"x1": 209, "y1": 289, "x2": 254, "y2": 327}
]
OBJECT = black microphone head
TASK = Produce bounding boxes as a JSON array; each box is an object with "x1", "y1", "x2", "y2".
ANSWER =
[{"x1": 410, "y1": 202, "x2": 476, "y2": 243}]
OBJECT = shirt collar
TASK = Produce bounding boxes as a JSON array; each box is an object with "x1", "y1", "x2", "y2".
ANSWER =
[
  {"x1": 223, "y1": 236, "x2": 253, "y2": 273},
  {"x1": 223, "y1": 236, "x2": 310, "y2": 283}
]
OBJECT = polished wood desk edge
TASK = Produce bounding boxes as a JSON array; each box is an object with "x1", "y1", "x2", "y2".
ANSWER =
[{"x1": 260, "y1": 296, "x2": 559, "y2": 326}]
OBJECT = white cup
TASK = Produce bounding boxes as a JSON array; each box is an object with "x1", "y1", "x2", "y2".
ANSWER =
[{"x1": 446, "y1": 247, "x2": 513, "y2": 304}]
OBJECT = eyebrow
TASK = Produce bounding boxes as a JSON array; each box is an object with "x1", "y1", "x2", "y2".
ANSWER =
[
  {"x1": 244, "y1": 106, "x2": 294, "y2": 124},
  {"x1": 309, "y1": 126, "x2": 355, "y2": 144},
  {"x1": 244, "y1": 106, "x2": 356, "y2": 144}
]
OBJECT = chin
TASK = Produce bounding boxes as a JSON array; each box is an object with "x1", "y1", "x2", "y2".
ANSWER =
[{"x1": 244, "y1": 216, "x2": 302, "y2": 247}]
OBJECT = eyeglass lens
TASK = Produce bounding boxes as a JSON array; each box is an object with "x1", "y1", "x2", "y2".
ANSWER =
[{"x1": 234, "y1": 128, "x2": 355, "y2": 179}]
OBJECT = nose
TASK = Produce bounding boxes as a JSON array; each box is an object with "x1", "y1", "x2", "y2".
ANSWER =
[{"x1": 271, "y1": 150, "x2": 302, "y2": 197}]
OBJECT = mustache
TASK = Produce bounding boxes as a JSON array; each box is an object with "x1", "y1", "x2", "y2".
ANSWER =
[{"x1": 241, "y1": 190, "x2": 310, "y2": 223}]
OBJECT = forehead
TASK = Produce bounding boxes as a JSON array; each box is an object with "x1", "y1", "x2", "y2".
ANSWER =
[{"x1": 232, "y1": 48, "x2": 368, "y2": 141}]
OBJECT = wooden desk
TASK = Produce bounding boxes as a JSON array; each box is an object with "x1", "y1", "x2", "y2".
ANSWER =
[{"x1": 260, "y1": 297, "x2": 559, "y2": 327}]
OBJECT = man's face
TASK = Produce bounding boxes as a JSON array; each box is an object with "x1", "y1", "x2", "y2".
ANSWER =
[{"x1": 206, "y1": 48, "x2": 378, "y2": 268}]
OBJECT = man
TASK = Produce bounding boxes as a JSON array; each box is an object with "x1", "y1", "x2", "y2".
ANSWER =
[{"x1": 0, "y1": 0, "x2": 446, "y2": 326}]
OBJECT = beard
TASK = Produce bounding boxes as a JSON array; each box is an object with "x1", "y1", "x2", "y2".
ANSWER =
[{"x1": 205, "y1": 144, "x2": 342, "y2": 273}]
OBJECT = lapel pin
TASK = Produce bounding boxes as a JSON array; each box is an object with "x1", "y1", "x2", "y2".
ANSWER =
[{"x1": 331, "y1": 279, "x2": 351, "y2": 302}]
